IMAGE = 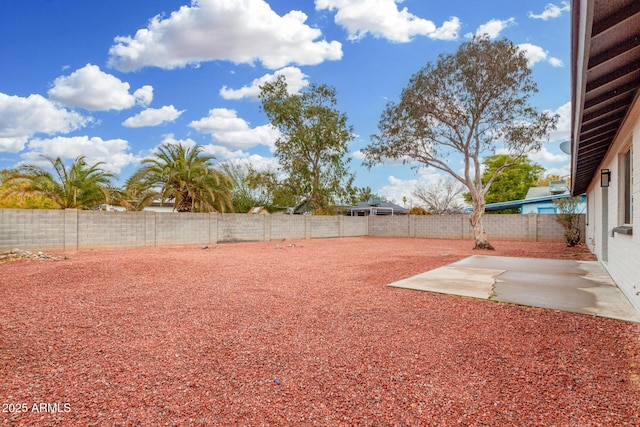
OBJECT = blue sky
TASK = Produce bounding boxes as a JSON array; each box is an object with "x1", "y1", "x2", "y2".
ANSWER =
[{"x1": 0, "y1": 0, "x2": 571, "y2": 204}]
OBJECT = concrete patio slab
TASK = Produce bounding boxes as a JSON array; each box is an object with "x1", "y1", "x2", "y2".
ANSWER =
[{"x1": 388, "y1": 255, "x2": 640, "y2": 323}]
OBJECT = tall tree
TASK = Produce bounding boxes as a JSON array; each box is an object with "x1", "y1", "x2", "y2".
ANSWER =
[
  {"x1": 244, "y1": 167, "x2": 301, "y2": 212},
  {"x1": 362, "y1": 36, "x2": 558, "y2": 249},
  {"x1": 259, "y1": 76, "x2": 355, "y2": 214},
  {"x1": 218, "y1": 162, "x2": 271, "y2": 213},
  {"x1": 2, "y1": 156, "x2": 114, "y2": 209},
  {"x1": 463, "y1": 155, "x2": 544, "y2": 208},
  {"x1": 130, "y1": 143, "x2": 233, "y2": 213},
  {"x1": 413, "y1": 177, "x2": 466, "y2": 214}
]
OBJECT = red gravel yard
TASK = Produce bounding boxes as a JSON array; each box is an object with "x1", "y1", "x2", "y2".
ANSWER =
[{"x1": 1, "y1": 237, "x2": 639, "y2": 426}]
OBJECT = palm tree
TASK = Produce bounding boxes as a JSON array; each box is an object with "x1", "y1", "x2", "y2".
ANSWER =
[
  {"x1": 110, "y1": 175, "x2": 159, "y2": 211},
  {"x1": 131, "y1": 143, "x2": 234, "y2": 213},
  {"x1": 3, "y1": 156, "x2": 114, "y2": 209}
]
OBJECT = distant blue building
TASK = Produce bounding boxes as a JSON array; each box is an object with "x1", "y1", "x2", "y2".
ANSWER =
[{"x1": 483, "y1": 181, "x2": 586, "y2": 214}]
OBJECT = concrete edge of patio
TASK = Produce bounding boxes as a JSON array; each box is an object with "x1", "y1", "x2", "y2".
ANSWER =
[{"x1": 387, "y1": 256, "x2": 640, "y2": 324}]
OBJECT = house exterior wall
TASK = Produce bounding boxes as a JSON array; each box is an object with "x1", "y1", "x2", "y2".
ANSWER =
[
  {"x1": 584, "y1": 97, "x2": 640, "y2": 312},
  {"x1": 522, "y1": 203, "x2": 555, "y2": 214},
  {"x1": 521, "y1": 199, "x2": 586, "y2": 215}
]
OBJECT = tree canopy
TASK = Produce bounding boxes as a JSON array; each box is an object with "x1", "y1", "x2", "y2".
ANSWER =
[
  {"x1": 362, "y1": 36, "x2": 558, "y2": 249},
  {"x1": 0, "y1": 170, "x2": 57, "y2": 209},
  {"x1": 2, "y1": 156, "x2": 114, "y2": 209},
  {"x1": 218, "y1": 162, "x2": 274, "y2": 213},
  {"x1": 129, "y1": 143, "x2": 233, "y2": 213},
  {"x1": 463, "y1": 154, "x2": 544, "y2": 209},
  {"x1": 259, "y1": 76, "x2": 355, "y2": 214}
]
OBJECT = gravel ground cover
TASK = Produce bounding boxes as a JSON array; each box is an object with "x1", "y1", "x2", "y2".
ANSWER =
[{"x1": 1, "y1": 237, "x2": 639, "y2": 426}]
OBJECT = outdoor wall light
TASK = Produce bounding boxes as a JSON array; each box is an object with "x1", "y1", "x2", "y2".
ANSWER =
[{"x1": 600, "y1": 169, "x2": 611, "y2": 187}]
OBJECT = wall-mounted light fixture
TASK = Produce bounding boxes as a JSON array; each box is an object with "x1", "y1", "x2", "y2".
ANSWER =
[{"x1": 600, "y1": 169, "x2": 611, "y2": 187}]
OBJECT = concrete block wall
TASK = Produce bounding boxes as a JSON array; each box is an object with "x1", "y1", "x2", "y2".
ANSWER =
[
  {"x1": 483, "y1": 214, "x2": 529, "y2": 241},
  {"x1": 217, "y1": 214, "x2": 265, "y2": 242},
  {"x1": 0, "y1": 209, "x2": 584, "y2": 252},
  {"x1": 368, "y1": 215, "x2": 410, "y2": 237},
  {"x1": 77, "y1": 211, "x2": 146, "y2": 249},
  {"x1": 341, "y1": 216, "x2": 368, "y2": 237},
  {"x1": 368, "y1": 213, "x2": 586, "y2": 242},
  {"x1": 535, "y1": 213, "x2": 579, "y2": 242},
  {"x1": 413, "y1": 215, "x2": 468, "y2": 239},
  {"x1": 270, "y1": 215, "x2": 307, "y2": 240},
  {"x1": 311, "y1": 216, "x2": 341, "y2": 238},
  {"x1": 0, "y1": 209, "x2": 66, "y2": 251},
  {"x1": 155, "y1": 212, "x2": 210, "y2": 246}
]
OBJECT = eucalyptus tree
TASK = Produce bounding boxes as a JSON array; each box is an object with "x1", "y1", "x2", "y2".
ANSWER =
[
  {"x1": 130, "y1": 142, "x2": 233, "y2": 213},
  {"x1": 3, "y1": 156, "x2": 114, "y2": 209},
  {"x1": 362, "y1": 36, "x2": 558, "y2": 249},
  {"x1": 259, "y1": 76, "x2": 355, "y2": 214}
]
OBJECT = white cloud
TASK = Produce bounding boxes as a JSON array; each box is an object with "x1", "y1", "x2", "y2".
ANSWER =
[
  {"x1": 108, "y1": 0, "x2": 342, "y2": 71},
  {"x1": 548, "y1": 57, "x2": 564, "y2": 67},
  {"x1": 158, "y1": 137, "x2": 280, "y2": 173},
  {"x1": 465, "y1": 18, "x2": 515, "y2": 39},
  {"x1": 189, "y1": 108, "x2": 280, "y2": 149},
  {"x1": 377, "y1": 175, "x2": 417, "y2": 204},
  {"x1": 500, "y1": 148, "x2": 570, "y2": 178},
  {"x1": 528, "y1": 146, "x2": 569, "y2": 163},
  {"x1": 546, "y1": 101, "x2": 571, "y2": 142},
  {"x1": 21, "y1": 136, "x2": 137, "y2": 173},
  {"x1": 220, "y1": 67, "x2": 309, "y2": 100},
  {"x1": 376, "y1": 169, "x2": 449, "y2": 206},
  {"x1": 144, "y1": 134, "x2": 198, "y2": 158},
  {"x1": 352, "y1": 149, "x2": 366, "y2": 160},
  {"x1": 203, "y1": 145, "x2": 280, "y2": 171},
  {"x1": 495, "y1": 99, "x2": 570, "y2": 175},
  {"x1": 134, "y1": 86, "x2": 154, "y2": 107},
  {"x1": 122, "y1": 105, "x2": 184, "y2": 128},
  {"x1": 315, "y1": 0, "x2": 460, "y2": 42},
  {"x1": 48, "y1": 64, "x2": 153, "y2": 111},
  {"x1": 542, "y1": 165, "x2": 570, "y2": 178},
  {"x1": 0, "y1": 92, "x2": 89, "y2": 152},
  {"x1": 158, "y1": 134, "x2": 198, "y2": 150},
  {"x1": 517, "y1": 43, "x2": 563, "y2": 67},
  {"x1": 528, "y1": 2, "x2": 570, "y2": 20},
  {"x1": 430, "y1": 17, "x2": 461, "y2": 41}
]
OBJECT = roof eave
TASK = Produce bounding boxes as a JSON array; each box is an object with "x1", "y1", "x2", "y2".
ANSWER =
[{"x1": 570, "y1": 0, "x2": 595, "y2": 196}]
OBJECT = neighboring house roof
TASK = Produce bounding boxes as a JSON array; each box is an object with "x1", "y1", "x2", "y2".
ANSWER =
[
  {"x1": 481, "y1": 181, "x2": 579, "y2": 212},
  {"x1": 525, "y1": 187, "x2": 553, "y2": 199},
  {"x1": 570, "y1": 0, "x2": 640, "y2": 195},
  {"x1": 349, "y1": 200, "x2": 408, "y2": 215},
  {"x1": 525, "y1": 180, "x2": 570, "y2": 199},
  {"x1": 293, "y1": 200, "x2": 312, "y2": 214},
  {"x1": 483, "y1": 193, "x2": 582, "y2": 212},
  {"x1": 247, "y1": 206, "x2": 269, "y2": 215}
]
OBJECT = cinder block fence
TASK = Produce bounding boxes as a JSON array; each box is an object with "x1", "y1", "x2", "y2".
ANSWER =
[{"x1": 0, "y1": 209, "x2": 583, "y2": 252}]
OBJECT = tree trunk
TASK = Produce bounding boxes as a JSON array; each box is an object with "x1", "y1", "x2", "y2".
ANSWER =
[
  {"x1": 469, "y1": 197, "x2": 494, "y2": 250},
  {"x1": 177, "y1": 192, "x2": 194, "y2": 212}
]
